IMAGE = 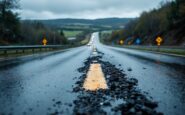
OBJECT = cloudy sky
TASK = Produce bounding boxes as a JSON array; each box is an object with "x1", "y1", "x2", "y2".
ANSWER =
[{"x1": 19, "y1": 0, "x2": 164, "y2": 19}]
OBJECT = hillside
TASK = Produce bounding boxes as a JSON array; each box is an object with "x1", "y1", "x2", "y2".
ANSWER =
[
  {"x1": 105, "y1": 0, "x2": 185, "y2": 46},
  {"x1": 33, "y1": 18, "x2": 133, "y2": 29}
]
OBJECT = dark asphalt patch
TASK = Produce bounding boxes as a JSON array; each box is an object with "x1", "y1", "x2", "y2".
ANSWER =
[{"x1": 73, "y1": 51, "x2": 163, "y2": 115}]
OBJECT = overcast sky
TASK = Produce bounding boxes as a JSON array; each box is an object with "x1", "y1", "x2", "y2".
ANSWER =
[{"x1": 19, "y1": 0, "x2": 164, "y2": 19}]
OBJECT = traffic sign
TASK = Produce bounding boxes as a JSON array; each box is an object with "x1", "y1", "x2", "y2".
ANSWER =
[
  {"x1": 119, "y1": 40, "x2": 124, "y2": 45},
  {"x1": 42, "y1": 38, "x2": 47, "y2": 46},
  {"x1": 135, "y1": 38, "x2": 141, "y2": 45},
  {"x1": 128, "y1": 41, "x2": 132, "y2": 45},
  {"x1": 156, "y1": 36, "x2": 163, "y2": 46}
]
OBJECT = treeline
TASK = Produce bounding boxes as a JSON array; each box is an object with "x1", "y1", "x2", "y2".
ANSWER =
[
  {"x1": 0, "y1": 0, "x2": 20, "y2": 45},
  {"x1": 108, "y1": 0, "x2": 185, "y2": 45},
  {"x1": 0, "y1": 0, "x2": 67, "y2": 45},
  {"x1": 20, "y1": 21, "x2": 67, "y2": 45}
]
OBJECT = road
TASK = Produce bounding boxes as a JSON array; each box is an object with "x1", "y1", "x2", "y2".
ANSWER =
[{"x1": 0, "y1": 32, "x2": 185, "y2": 115}]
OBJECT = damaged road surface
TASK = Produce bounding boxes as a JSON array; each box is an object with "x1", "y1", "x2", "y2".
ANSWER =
[
  {"x1": 73, "y1": 51, "x2": 162, "y2": 115},
  {"x1": 1, "y1": 32, "x2": 185, "y2": 115}
]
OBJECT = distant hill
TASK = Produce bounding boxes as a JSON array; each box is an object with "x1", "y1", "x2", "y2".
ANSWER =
[{"x1": 31, "y1": 18, "x2": 133, "y2": 28}]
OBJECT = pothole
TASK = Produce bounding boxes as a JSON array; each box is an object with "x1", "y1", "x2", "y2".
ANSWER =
[{"x1": 73, "y1": 51, "x2": 163, "y2": 115}]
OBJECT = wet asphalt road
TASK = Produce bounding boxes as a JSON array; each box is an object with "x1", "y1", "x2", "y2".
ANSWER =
[{"x1": 0, "y1": 32, "x2": 185, "y2": 115}]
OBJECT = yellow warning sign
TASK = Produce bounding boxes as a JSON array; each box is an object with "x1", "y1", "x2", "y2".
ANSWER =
[
  {"x1": 42, "y1": 38, "x2": 47, "y2": 46},
  {"x1": 119, "y1": 40, "x2": 124, "y2": 45},
  {"x1": 156, "y1": 36, "x2": 163, "y2": 46}
]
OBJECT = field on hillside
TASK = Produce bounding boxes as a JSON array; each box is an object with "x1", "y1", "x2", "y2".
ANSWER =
[
  {"x1": 63, "y1": 30, "x2": 83, "y2": 37},
  {"x1": 101, "y1": 30, "x2": 113, "y2": 34}
]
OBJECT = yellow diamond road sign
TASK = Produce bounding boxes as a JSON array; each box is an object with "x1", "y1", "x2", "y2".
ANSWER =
[
  {"x1": 119, "y1": 40, "x2": 124, "y2": 45},
  {"x1": 42, "y1": 38, "x2": 47, "y2": 46},
  {"x1": 156, "y1": 37, "x2": 163, "y2": 46}
]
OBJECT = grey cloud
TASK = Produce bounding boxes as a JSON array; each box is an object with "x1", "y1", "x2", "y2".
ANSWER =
[{"x1": 20, "y1": 0, "x2": 164, "y2": 19}]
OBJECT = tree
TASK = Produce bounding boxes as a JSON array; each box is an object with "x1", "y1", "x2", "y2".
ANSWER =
[
  {"x1": 60, "y1": 30, "x2": 64, "y2": 36},
  {"x1": 0, "y1": 0, "x2": 20, "y2": 44},
  {"x1": 60, "y1": 30, "x2": 68, "y2": 44}
]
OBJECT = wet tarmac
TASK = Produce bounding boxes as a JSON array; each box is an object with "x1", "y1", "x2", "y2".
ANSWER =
[{"x1": 0, "y1": 32, "x2": 185, "y2": 115}]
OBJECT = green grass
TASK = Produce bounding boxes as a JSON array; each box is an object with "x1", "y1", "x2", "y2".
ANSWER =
[
  {"x1": 113, "y1": 45, "x2": 185, "y2": 56},
  {"x1": 63, "y1": 30, "x2": 83, "y2": 37},
  {"x1": 101, "y1": 30, "x2": 113, "y2": 34},
  {"x1": 62, "y1": 25, "x2": 90, "y2": 30},
  {"x1": 141, "y1": 48, "x2": 185, "y2": 56},
  {"x1": 80, "y1": 37, "x2": 90, "y2": 45}
]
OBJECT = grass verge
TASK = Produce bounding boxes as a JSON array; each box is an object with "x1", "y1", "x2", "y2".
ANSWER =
[{"x1": 110, "y1": 45, "x2": 185, "y2": 57}]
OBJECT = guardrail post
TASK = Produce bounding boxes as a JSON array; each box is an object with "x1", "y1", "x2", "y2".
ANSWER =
[
  {"x1": 32, "y1": 48, "x2": 34, "y2": 53},
  {"x1": 4, "y1": 50, "x2": 7, "y2": 55}
]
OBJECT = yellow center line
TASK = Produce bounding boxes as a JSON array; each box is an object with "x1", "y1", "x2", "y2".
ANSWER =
[
  {"x1": 93, "y1": 48, "x2": 97, "y2": 52},
  {"x1": 83, "y1": 63, "x2": 108, "y2": 91},
  {"x1": 92, "y1": 45, "x2": 97, "y2": 52}
]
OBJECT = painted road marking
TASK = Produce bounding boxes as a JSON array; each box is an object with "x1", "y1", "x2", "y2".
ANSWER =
[
  {"x1": 83, "y1": 63, "x2": 108, "y2": 91},
  {"x1": 92, "y1": 46, "x2": 98, "y2": 56},
  {"x1": 93, "y1": 46, "x2": 97, "y2": 52}
]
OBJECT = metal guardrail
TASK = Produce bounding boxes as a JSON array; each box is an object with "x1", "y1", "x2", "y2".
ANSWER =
[
  {"x1": 119, "y1": 45, "x2": 185, "y2": 49},
  {"x1": 0, "y1": 45, "x2": 69, "y2": 49},
  {"x1": 0, "y1": 45, "x2": 71, "y2": 55}
]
